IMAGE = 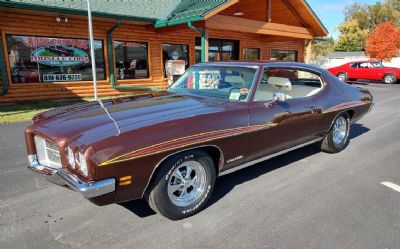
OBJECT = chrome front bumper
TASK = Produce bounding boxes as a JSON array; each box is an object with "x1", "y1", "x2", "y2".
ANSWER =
[{"x1": 28, "y1": 155, "x2": 115, "y2": 199}]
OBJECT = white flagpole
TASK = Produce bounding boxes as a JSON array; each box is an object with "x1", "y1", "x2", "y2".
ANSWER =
[{"x1": 87, "y1": 0, "x2": 98, "y2": 100}]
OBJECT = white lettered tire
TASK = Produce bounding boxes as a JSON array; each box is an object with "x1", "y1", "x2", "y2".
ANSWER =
[{"x1": 146, "y1": 150, "x2": 216, "y2": 220}]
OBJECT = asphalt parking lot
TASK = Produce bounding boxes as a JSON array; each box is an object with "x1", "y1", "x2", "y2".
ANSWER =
[{"x1": 0, "y1": 83, "x2": 399, "y2": 249}]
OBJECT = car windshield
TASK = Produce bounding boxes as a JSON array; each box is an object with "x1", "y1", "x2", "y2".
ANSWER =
[
  {"x1": 371, "y1": 61, "x2": 384, "y2": 68},
  {"x1": 168, "y1": 65, "x2": 258, "y2": 101}
]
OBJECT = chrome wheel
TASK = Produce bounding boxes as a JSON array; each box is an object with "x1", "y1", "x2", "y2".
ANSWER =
[
  {"x1": 384, "y1": 74, "x2": 396, "y2": 84},
  {"x1": 332, "y1": 116, "x2": 347, "y2": 144},
  {"x1": 337, "y1": 73, "x2": 347, "y2": 81},
  {"x1": 167, "y1": 161, "x2": 207, "y2": 207}
]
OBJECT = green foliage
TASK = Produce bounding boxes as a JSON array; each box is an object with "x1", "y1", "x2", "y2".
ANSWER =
[
  {"x1": 0, "y1": 100, "x2": 84, "y2": 124},
  {"x1": 311, "y1": 37, "x2": 335, "y2": 59},
  {"x1": 334, "y1": 20, "x2": 369, "y2": 52},
  {"x1": 336, "y1": 0, "x2": 400, "y2": 52},
  {"x1": 344, "y1": 0, "x2": 400, "y2": 31}
]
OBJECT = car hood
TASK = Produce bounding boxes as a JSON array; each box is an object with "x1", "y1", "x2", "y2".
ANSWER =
[{"x1": 32, "y1": 93, "x2": 226, "y2": 146}]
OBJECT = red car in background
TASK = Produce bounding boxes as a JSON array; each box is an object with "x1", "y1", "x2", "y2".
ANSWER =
[{"x1": 328, "y1": 60, "x2": 400, "y2": 84}]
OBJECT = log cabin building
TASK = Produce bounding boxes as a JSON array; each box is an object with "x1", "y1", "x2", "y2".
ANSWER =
[{"x1": 0, "y1": 0, "x2": 327, "y2": 102}]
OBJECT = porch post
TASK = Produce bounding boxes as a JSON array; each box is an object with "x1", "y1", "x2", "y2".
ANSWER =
[{"x1": 201, "y1": 29, "x2": 209, "y2": 62}]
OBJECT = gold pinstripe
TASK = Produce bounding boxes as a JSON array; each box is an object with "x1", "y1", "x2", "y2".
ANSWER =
[{"x1": 99, "y1": 123, "x2": 277, "y2": 166}]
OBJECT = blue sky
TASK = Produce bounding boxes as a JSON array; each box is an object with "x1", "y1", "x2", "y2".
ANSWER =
[{"x1": 306, "y1": 0, "x2": 380, "y2": 38}]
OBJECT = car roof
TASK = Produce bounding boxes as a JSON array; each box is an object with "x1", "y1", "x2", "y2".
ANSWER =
[
  {"x1": 194, "y1": 61, "x2": 324, "y2": 72},
  {"x1": 346, "y1": 60, "x2": 380, "y2": 64}
]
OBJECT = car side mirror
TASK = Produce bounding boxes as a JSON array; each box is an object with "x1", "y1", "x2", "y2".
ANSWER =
[{"x1": 273, "y1": 92, "x2": 287, "y2": 102}]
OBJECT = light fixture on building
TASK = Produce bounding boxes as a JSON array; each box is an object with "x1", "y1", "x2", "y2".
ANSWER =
[
  {"x1": 233, "y1": 9, "x2": 244, "y2": 16},
  {"x1": 56, "y1": 15, "x2": 69, "y2": 23}
]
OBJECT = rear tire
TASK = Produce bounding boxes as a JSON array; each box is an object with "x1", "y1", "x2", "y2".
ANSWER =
[
  {"x1": 321, "y1": 112, "x2": 351, "y2": 153},
  {"x1": 383, "y1": 74, "x2": 397, "y2": 84},
  {"x1": 337, "y1": 73, "x2": 348, "y2": 82},
  {"x1": 146, "y1": 150, "x2": 216, "y2": 220}
]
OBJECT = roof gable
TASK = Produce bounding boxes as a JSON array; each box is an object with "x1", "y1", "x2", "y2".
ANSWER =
[{"x1": 0, "y1": 0, "x2": 327, "y2": 36}]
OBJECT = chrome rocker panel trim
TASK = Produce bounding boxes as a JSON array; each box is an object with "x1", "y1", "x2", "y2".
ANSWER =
[
  {"x1": 28, "y1": 155, "x2": 115, "y2": 199},
  {"x1": 219, "y1": 138, "x2": 323, "y2": 176}
]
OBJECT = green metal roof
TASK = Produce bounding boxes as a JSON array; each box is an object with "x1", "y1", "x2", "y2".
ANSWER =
[
  {"x1": 0, "y1": 0, "x2": 228, "y2": 26},
  {"x1": 155, "y1": 0, "x2": 228, "y2": 27}
]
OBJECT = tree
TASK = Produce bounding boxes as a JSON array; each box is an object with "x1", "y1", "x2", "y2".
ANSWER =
[
  {"x1": 366, "y1": 21, "x2": 400, "y2": 61},
  {"x1": 334, "y1": 20, "x2": 369, "y2": 52},
  {"x1": 344, "y1": 3, "x2": 370, "y2": 30},
  {"x1": 344, "y1": 1, "x2": 400, "y2": 31}
]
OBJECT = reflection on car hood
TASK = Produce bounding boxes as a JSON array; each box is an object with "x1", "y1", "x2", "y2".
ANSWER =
[{"x1": 32, "y1": 93, "x2": 225, "y2": 145}]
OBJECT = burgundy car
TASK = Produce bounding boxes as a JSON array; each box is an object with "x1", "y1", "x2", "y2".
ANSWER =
[
  {"x1": 26, "y1": 62, "x2": 373, "y2": 220},
  {"x1": 328, "y1": 60, "x2": 400, "y2": 84}
]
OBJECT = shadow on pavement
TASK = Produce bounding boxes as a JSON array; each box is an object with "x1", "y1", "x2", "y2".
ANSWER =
[{"x1": 121, "y1": 123, "x2": 370, "y2": 218}]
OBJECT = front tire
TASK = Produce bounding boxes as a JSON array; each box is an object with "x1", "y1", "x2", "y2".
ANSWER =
[
  {"x1": 146, "y1": 150, "x2": 216, "y2": 220},
  {"x1": 321, "y1": 113, "x2": 351, "y2": 153},
  {"x1": 383, "y1": 74, "x2": 397, "y2": 84}
]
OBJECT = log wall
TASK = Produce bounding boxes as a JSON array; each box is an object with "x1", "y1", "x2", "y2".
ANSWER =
[{"x1": 0, "y1": 8, "x2": 305, "y2": 103}]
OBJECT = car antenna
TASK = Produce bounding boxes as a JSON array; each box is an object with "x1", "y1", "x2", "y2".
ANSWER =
[{"x1": 87, "y1": 0, "x2": 121, "y2": 136}]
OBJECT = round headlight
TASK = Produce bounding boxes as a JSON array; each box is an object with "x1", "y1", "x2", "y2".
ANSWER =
[
  {"x1": 78, "y1": 152, "x2": 88, "y2": 176},
  {"x1": 67, "y1": 147, "x2": 75, "y2": 168}
]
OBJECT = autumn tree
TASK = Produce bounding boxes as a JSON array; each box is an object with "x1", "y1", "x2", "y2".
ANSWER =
[
  {"x1": 366, "y1": 21, "x2": 400, "y2": 61},
  {"x1": 334, "y1": 20, "x2": 369, "y2": 52}
]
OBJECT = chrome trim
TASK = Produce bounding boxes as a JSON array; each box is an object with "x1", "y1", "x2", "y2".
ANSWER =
[
  {"x1": 34, "y1": 135, "x2": 61, "y2": 169},
  {"x1": 219, "y1": 138, "x2": 323, "y2": 176},
  {"x1": 28, "y1": 155, "x2": 115, "y2": 199}
]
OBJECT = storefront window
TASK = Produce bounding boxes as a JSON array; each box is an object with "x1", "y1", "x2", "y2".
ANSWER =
[
  {"x1": 162, "y1": 44, "x2": 189, "y2": 77},
  {"x1": 114, "y1": 41, "x2": 149, "y2": 80},
  {"x1": 244, "y1": 48, "x2": 260, "y2": 60},
  {"x1": 270, "y1": 49, "x2": 298, "y2": 62},
  {"x1": 6, "y1": 35, "x2": 105, "y2": 83},
  {"x1": 195, "y1": 38, "x2": 239, "y2": 63}
]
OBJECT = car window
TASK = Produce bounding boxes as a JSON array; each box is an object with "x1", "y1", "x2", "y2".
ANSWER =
[
  {"x1": 371, "y1": 61, "x2": 384, "y2": 68},
  {"x1": 359, "y1": 62, "x2": 372, "y2": 68},
  {"x1": 169, "y1": 65, "x2": 258, "y2": 102},
  {"x1": 350, "y1": 63, "x2": 359, "y2": 68},
  {"x1": 254, "y1": 68, "x2": 323, "y2": 102}
]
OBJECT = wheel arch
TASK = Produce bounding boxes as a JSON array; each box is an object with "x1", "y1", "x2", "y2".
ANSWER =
[
  {"x1": 142, "y1": 145, "x2": 224, "y2": 197},
  {"x1": 347, "y1": 109, "x2": 355, "y2": 120},
  {"x1": 327, "y1": 110, "x2": 354, "y2": 132}
]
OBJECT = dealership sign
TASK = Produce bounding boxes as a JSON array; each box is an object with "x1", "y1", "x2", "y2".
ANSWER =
[{"x1": 29, "y1": 38, "x2": 90, "y2": 67}]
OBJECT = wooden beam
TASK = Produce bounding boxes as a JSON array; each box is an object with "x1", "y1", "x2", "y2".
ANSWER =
[
  {"x1": 280, "y1": 0, "x2": 310, "y2": 28},
  {"x1": 206, "y1": 15, "x2": 314, "y2": 39}
]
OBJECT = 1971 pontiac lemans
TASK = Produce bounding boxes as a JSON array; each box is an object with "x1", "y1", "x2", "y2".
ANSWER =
[{"x1": 26, "y1": 62, "x2": 373, "y2": 220}]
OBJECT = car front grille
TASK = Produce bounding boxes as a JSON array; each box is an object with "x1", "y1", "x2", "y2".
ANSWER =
[{"x1": 34, "y1": 135, "x2": 62, "y2": 169}]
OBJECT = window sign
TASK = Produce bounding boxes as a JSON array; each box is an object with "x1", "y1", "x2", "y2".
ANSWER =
[
  {"x1": 6, "y1": 35, "x2": 106, "y2": 83},
  {"x1": 114, "y1": 41, "x2": 149, "y2": 80}
]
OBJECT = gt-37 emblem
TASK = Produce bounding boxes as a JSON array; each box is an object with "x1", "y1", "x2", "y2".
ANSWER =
[{"x1": 227, "y1": 155, "x2": 244, "y2": 164}]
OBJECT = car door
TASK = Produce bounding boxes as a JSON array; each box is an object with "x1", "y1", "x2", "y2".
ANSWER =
[
  {"x1": 246, "y1": 67, "x2": 321, "y2": 162},
  {"x1": 347, "y1": 63, "x2": 359, "y2": 79},
  {"x1": 355, "y1": 62, "x2": 374, "y2": 80}
]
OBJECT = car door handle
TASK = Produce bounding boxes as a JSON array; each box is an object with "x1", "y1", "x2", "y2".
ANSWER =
[
  {"x1": 304, "y1": 105, "x2": 318, "y2": 113},
  {"x1": 304, "y1": 105, "x2": 316, "y2": 109}
]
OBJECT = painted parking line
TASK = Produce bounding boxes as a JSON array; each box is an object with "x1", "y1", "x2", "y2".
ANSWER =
[{"x1": 381, "y1": 182, "x2": 400, "y2": 193}]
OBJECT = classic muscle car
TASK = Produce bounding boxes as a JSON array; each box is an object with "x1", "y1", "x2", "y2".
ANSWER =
[
  {"x1": 26, "y1": 62, "x2": 373, "y2": 220},
  {"x1": 328, "y1": 60, "x2": 400, "y2": 84}
]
